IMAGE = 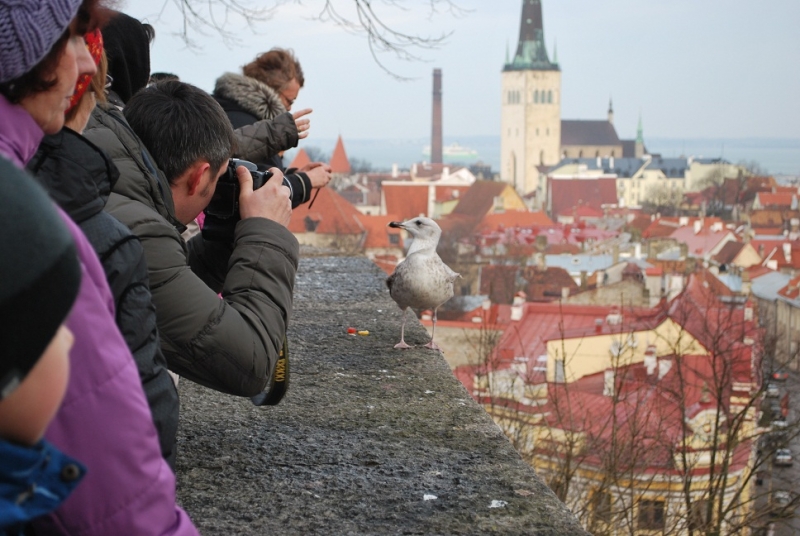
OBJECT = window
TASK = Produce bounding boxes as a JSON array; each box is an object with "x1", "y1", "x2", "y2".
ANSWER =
[
  {"x1": 554, "y1": 359, "x2": 565, "y2": 383},
  {"x1": 534, "y1": 90, "x2": 539, "y2": 103},
  {"x1": 638, "y1": 500, "x2": 666, "y2": 531},
  {"x1": 592, "y1": 491, "x2": 612, "y2": 524},
  {"x1": 548, "y1": 90, "x2": 553, "y2": 103},
  {"x1": 304, "y1": 216, "x2": 320, "y2": 233},
  {"x1": 493, "y1": 195, "x2": 504, "y2": 212},
  {"x1": 389, "y1": 233, "x2": 400, "y2": 245},
  {"x1": 688, "y1": 500, "x2": 709, "y2": 531}
]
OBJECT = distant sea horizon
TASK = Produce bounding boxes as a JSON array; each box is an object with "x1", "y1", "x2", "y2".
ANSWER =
[{"x1": 286, "y1": 135, "x2": 800, "y2": 178}]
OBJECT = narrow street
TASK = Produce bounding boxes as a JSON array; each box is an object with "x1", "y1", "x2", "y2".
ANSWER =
[{"x1": 757, "y1": 370, "x2": 799, "y2": 536}]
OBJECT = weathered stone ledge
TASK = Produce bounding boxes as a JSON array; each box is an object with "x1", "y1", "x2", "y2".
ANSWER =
[{"x1": 176, "y1": 256, "x2": 588, "y2": 535}]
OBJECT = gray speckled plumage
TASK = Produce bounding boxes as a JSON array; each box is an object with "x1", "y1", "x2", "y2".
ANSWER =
[{"x1": 386, "y1": 217, "x2": 460, "y2": 350}]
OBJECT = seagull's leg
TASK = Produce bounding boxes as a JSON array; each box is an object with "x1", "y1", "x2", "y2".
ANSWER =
[
  {"x1": 424, "y1": 307, "x2": 442, "y2": 351},
  {"x1": 394, "y1": 308, "x2": 412, "y2": 349}
]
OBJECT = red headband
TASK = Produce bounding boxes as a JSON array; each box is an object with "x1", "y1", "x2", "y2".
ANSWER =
[{"x1": 67, "y1": 29, "x2": 104, "y2": 113}]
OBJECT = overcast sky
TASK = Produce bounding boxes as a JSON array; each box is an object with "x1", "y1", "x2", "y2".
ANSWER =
[{"x1": 123, "y1": 0, "x2": 799, "y2": 143}]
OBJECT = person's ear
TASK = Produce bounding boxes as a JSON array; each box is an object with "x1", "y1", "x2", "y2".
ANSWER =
[{"x1": 186, "y1": 162, "x2": 211, "y2": 196}]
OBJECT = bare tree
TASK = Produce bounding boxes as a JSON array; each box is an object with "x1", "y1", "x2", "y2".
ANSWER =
[
  {"x1": 643, "y1": 183, "x2": 685, "y2": 217},
  {"x1": 151, "y1": 0, "x2": 467, "y2": 77},
  {"x1": 462, "y1": 281, "x2": 800, "y2": 535}
]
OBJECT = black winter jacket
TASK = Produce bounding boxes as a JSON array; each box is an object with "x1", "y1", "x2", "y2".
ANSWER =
[
  {"x1": 28, "y1": 128, "x2": 180, "y2": 469},
  {"x1": 213, "y1": 72, "x2": 312, "y2": 208}
]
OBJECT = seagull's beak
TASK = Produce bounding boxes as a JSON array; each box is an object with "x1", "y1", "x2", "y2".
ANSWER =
[{"x1": 388, "y1": 221, "x2": 405, "y2": 229}]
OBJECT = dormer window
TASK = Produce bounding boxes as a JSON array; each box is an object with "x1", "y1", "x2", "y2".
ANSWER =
[
  {"x1": 493, "y1": 196, "x2": 504, "y2": 213},
  {"x1": 304, "y1": 216, "x2": 320, "y2": 232}
]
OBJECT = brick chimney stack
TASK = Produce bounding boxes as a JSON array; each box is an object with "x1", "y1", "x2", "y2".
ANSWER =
[{"x1": 431, "y1": 68, "x2": 443, "y2": 165}]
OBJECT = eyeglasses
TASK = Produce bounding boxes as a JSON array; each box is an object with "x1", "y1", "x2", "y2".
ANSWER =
[
  {"x1": 280, "y1": 91, "x2": 295, "y2": 108},
  {"x1": 105, "y1": 74, "x2": 113, "y2": 90}
]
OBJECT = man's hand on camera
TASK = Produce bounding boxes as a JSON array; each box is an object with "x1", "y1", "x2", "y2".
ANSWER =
[
  {"x1": 293, "y1": 108, "x2": 312, "y2": 140},
  {"x1": 237, "y1": 165, "x2": 292, "y2": 227},
  {"x1": 301, "y1": 162, "x2": 332, "y2": 189}
]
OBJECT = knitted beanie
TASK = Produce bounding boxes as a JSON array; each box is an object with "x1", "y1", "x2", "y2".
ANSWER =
[
  {"x1": 0, "y1": 157, "x2": 81, "y2": 400},
  {"x1": 0, "y1": 0, "x2": 83, "y2": 84}
]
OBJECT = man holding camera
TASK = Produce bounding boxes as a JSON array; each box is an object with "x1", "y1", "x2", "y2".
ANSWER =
[{"x1": 85, "y1": 80, "x2": 297, "y2": 399}]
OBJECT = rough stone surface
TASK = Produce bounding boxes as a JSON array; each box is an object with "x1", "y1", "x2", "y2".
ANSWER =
[{"x1": 176, "y1": 256, "x2": 588, "y2": 535}]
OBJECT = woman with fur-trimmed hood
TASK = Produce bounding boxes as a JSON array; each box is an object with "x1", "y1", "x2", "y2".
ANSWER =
[{"x1": 213, "y1": 48, "x2": 331, "y2": 209}]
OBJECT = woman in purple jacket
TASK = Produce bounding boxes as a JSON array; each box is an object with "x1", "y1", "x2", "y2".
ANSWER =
[{"x1": 0, "y1": 1, "x2": 199, "y2": 535}]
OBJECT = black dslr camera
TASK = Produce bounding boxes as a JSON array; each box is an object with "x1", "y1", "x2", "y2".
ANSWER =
[{"x1": 202, "y1": 159, "x2": 286, "y2": 242}]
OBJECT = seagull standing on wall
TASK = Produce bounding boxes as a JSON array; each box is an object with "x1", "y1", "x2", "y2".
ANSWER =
[{"x1": 386, "y1": 217, "x2": 460, "y2": 351}]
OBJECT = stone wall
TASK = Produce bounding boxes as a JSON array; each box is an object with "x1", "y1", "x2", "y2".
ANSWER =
[{"x1": 175, "y1": 256, "x2": 588, "y2": 535}]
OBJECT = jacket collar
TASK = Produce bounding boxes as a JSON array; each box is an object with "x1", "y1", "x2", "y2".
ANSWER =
[
  {"x1": 0, "y1": 439, "x2": 85, "y2": 530},
  {"x1": 89, "y1": 102, "x2": 186, "y2": 233},
  {"x1": 0, "y1": 94, "x2": 44, "y2": 167},
  {"x1": 27, "y1": 128, "x2": 120, "y2": 224},
  {"x1": 213, "y1": 72, "x2": 286, "y2": 121}
]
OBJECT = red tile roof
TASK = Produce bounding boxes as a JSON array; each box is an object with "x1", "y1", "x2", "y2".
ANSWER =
[
  {"x1": 329, "y1": 135, "x2": 351, "y2": 174},
  {"x1": 435, "y1": 185, "x2": 471, "y2": 203},
  {"x1": 743, "y1": 264, "x2": 774, "y2": 280},
  {"x1": 778, "y1": 275, "x2": 800, "y2": 300},
  {"x1": 773, "y1": 185, "x2": 800, "y2": 194},
  {"x1": 713, "y1": 241, "x2": 745, "y2": 266},
  {"x1": 479, "y1": 265, "x2": 518, "y2": 304},
  {"x1": 356, "y1": 214, "x2": 404, "y2": 250},
  {"x1": 548, "y1": 178, "x2": 617, "y2": 219},
  {"x1": 288, "y1": 186, "x2": 364, "y2": 235},
  {"x1": 288, "y1": 148, "x2": 311, "y2": 169},
  {"x1": 748, "y1": 210, "x2": 787, "y2": 227},
  {"x1": 382, "y1": 183, "x2": 429, "y2": 221},
  {"x1": 522, "y1": 266, "x2": 578, "y2": 301},
  {"x1": 755, "y1": 192, "x2": 795, "y2": 208},
  {"x1": 476, "y1": 211, "x2": 553, "y2": 231},
  {"x1": 371, "y1": 254, "x2": 400, "y2": 275},
  {"x1": 669, "y1": 225, "x2": 733, "y2": 258},
  {"x1": 454, "y1": 272, "x2": 758, "y2": 477},
  {"x1": 451, "y1": 181, "x2": 510, "y2": 217},
  {"x1": 761, "y1": 241, "x2": 800, "y2": 270},
  {"x1": 558, "y1": 204, "x2": 605, "y2": 218}
]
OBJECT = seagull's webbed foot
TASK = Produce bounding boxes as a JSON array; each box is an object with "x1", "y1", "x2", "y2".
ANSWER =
[
  {"x1": 394, "y1": 341, "x2": 413, "y2": 349},
  {"x1": 423, "y1": 340, "x2": 442, "y2": 352}
]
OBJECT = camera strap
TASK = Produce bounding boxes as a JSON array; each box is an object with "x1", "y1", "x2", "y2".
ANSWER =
[{"x1": 250, "y1": 336, "x2": 289, "y2": 406}]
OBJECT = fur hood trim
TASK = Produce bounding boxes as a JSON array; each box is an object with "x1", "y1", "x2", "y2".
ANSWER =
[{"x1": 213, "y1": 72, "x2": 286, "y2": 121}]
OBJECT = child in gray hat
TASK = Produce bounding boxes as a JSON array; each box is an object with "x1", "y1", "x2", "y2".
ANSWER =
[{"x1": 0, "y1": 158, "x2": 83, "y2": 533}]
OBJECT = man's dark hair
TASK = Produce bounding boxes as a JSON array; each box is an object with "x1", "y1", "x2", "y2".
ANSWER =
[
  {"x1": 124, "y1": 81, "x2": 236, "y2": 185},
  {"x1": 0, "y1": 0, "x2": 111, "y2": 103},
  {"x1": 149, "y1": 72, "x2": 179, "y2": 85}
]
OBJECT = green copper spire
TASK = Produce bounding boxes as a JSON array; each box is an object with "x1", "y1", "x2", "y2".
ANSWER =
[
  {"x1": 636, "y1": 113, "x2": 644, "y2": 144},
  {"x1": 504, "y1": 0, "x2": 559, "y2": 72},
  {"x1": 553, "y1": 39, "x2": 558, "y2": 64}
]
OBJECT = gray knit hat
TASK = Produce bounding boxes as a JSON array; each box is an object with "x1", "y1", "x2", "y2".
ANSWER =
[{"x1": 0, "y1": 0, "x2": 83, "y2": 84}]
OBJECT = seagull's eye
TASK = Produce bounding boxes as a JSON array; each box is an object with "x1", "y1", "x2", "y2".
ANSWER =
[{"x1": 415, "y1": 220, "x2": 421, "y2": 226}]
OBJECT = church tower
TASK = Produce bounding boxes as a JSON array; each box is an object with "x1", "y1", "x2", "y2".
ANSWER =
[{"x1": 501, "y1": 0, "x2": 561, "y2": 197}]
